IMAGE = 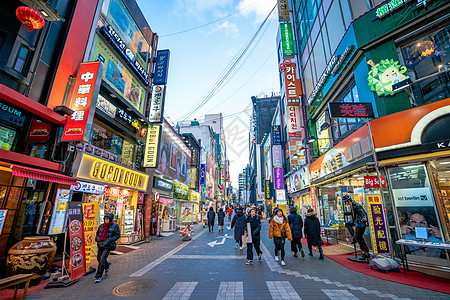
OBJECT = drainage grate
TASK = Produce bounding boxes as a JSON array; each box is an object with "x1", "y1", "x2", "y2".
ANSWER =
[{"x1": 112, "y1": 279, "x2": 158, "y2": 297}]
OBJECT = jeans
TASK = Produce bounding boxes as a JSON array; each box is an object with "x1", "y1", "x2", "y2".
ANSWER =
[
  {"x1": 235, "y1": 238, "x2": 242, "y2": 246},
  {"x1": 308, "y1": 244, "x2": 323, "y2": 255},
  {"x1": 247, "y1": 239, "x2": 262, "y2": 260},
  {"x1": 345, "y1": 221, "x2": 370, "y2": 253},
  {"x1": 291, "y1": 237, "x2": 303, "y2": 253},
  {"x1": 95, "y1": 247, "x2": 111, "y2": 278},
  {"x1": 274, "y1": 242, "x2": 285, "y2": 260},
  {"x1": 208, "y1": 224, "x2": 214, "y2": 232}
]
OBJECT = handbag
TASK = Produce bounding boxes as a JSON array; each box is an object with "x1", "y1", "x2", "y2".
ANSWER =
[
  {"x1": 317, "y1": 239, "x2": 325, "y2": 246},
  {"x1": 242, "y1": 232, "x2": 247, "y2": 248}
]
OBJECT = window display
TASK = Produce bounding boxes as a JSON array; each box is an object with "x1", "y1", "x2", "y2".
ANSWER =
[{"x1": 0, "y1": 124, "x2": 16, "y2": 151}]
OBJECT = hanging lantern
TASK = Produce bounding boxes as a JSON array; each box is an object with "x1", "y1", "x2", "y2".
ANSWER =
[
  {"x1": 417, "y1": 40, "x2": 435, "y2": 57},
  {"x1": 16, "y1": 6, "x2": 45, "y2": 32}
]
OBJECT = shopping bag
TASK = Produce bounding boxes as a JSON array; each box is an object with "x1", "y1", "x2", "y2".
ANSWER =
[
  {"x1": 246, "y1": 223, "x2": 253, "y2": 243},
  {"x1": 241, "y1": 233, "x2": 247, "y2": 248}
]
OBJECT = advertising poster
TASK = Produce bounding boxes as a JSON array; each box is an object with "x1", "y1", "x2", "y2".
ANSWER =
[
  {"x1": 82, "y1": 202, "x2": 98, "y2": 272},
  {"x1": 48, "y1": 189, "x2": 71, "y2": 235},
  {"x1": 174, "y1": 181, "x2": 189, "y2": 201},
  {"x1": 68, "y1": 202, "x2": 86, "y2": 280},
  {"x1": 199, "y1": 164, "x2": 206, "y2": 186},
  {"x1": 366, "y1": 194, "x2": 390, "y2": 254},
  {"x1": 180, "y1": 202, "x2": 193, "y2": 223}
]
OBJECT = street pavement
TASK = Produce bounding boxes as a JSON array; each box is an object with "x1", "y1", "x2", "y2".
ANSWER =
[{"x1": 29, "y1": 220, "x2": 449, "y2": 299}]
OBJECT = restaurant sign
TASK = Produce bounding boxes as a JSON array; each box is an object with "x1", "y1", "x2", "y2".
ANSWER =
[{"x1": 284, "y1": 62, "x2": 302, "y2": 104}]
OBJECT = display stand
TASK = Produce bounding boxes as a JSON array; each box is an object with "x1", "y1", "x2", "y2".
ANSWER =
[{"x1": 179, "y1": 223, "x2": 193, "y2": 241}]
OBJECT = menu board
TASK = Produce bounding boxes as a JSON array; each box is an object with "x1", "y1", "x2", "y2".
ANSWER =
[
  {"x1": 0, "y1": 209, "x2": 7, "y2": 234},
  {"x1": 48, "y1": 189, "x2": 71, "y2": 235},
  {"x1": 68, "y1": 202, "x2": 86, "y2": 280},
  {"x1": 123, "y1": 209, "x2": 134, "y2": 234}
]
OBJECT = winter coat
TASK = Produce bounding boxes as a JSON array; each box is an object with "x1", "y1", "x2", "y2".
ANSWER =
[
  {"x1": 95, "y1": 213, "x2": 121, "y2": 250},
  {"x1": 269, "y1": 219, "x2": 293, "y2": 244},
  {"x1": 231, "y1": 210, "x2": 246, "y2": 241},
  {"x1": 217, "y1": 210, "x2": 226, "y2": 226},
  {"x1": 304, "y1": 213, "x2": 322, "y2": 246},
  {"x1": 207, "y1": 209, "x2": 216, "y2": 225},
  {"x1": 288, "y1": 212, "x2": 303, "y2": 239},
  {"x1": 246, "y1": 215, "x2": 261, "y2": 241}
]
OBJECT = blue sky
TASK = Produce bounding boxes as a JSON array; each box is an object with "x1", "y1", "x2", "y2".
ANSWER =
[{"x1": 136, "y1": 0, "x2": 280, "y2": 188}]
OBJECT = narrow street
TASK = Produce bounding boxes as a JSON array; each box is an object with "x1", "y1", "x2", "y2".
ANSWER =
[{"x1": 29, "y1": 220, "x2": 448, "y2": 300}]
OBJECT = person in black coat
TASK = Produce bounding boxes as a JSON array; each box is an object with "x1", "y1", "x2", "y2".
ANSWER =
[
  {"x1": 231, "y1": 209, "x2": 246, "y2": 249},
  {"x1": 94, "y1": 213, "x2": 121, "y2": 282},
  {"x1": 217, "y1": 208, "x2": 226, "y2": 232},
  {"x1": 304, "y1": 208, "x2": 324, "y2": 259},
  {"x1": 245, "y1": 208, "x2": 263, "y2": 265},
  {"x1": 207, "y1": 207, "x2": 216, "y2": 232},
  {"x1": 288, "y1": 207, "x2": 305, "y2": 258}
]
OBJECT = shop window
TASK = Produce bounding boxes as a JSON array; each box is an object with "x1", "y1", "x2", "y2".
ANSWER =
[
  {"x1": 13, "y1": 44, "x2": 31, "y2": 75},
  {"x1": 0, "y1": 124, "x2": 17, "y2": 151},
  {"x1": 331, "y1": 85, "x2": 363, "y2": 140},
  {"x1": 90, "y1": 122, "x2": 137, "y2": 161},
  {"x1": 399, "y1": 25, "x2": 450, "y2": 106}
]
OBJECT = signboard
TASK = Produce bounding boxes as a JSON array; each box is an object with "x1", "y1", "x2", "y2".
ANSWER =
[
  {"x1": 48, "y1": 189, "x2": 71, "y2": 235},
  {"x1": 71, "y1": 181, "x2": 105, "y2": 194},
  {"x1": 189, "y1": 168, "x2": 197, "y2": 189},
  {"x1": 289, "y1": 166, "x2": 310, "y2": 193},
  {"x1": 265, "y1": 180, "x2": 272, "y2": 200},
  {"x1": 27, "y1": 119, "x2": 51, "y2": 142},
  {"x1": 392, "y1": 187, "x2": 434, "y2": 207},
  {"x1": 316, "y1": 111, "x2": 330, "y2": 154},
  {"x1": 68, "y1": 202, "x2": 86, "y2": 280},
  {"x1": 149, "y1": 85, "x2": 165, "y2": 123},
  {"x1": 273, "y1": 167, "x2": 284, "y2": 190},
  {"x1": 96, "y1": 94, "x2": 117, "y2": 118},
  {"x1": 62, "y1": 62, "x2": 102, "y2": 142},
  {"x1": 143, "y1": 125, "x2": 161, "y2": 168},
  {"x1": 159, "y1": 196, "x2": 173, "y2": 205},
  {"x1": 287, "y1": 106, "x2": 302, "y2": 138},
  {"x1": 199, "y1": 164, "x2": 206, "y2": 186},
  {"x1": 310, "y1": 186, "x2": 317, "y2": 211},
  {"x1": 288, "y1": 138, "x2": 305, "y2": 167},
  {"x1": 277, "y1": 0, "x2": 290, "y2": 22},
  {"x1": 82, "y1": 202, "x2": 98, "y2": 272},
  {"x1": 0, "y1": 209, "x2": 7, "y2": 235},
  {"x1": 366, "y1": 194, "x2": 390, "y2": 254},
  {"x1": 189, "y1": 190, "x2": 200, "y2": 203},
  {"x1": 137, "y1": 192, "x2": 144, "y2": 204},
  {"x1": 272, "y1": 145, "x2": 283, "y2": 167},
  {"x1": 276, "y1": 189, "x2": 286, "y2": 204},
  {"x1": 180, "y1": 202, "x2": 193, "y2": 223},
  {"x1": 284, "y1": 63, "x2": 302, "y2": 104},
  {"x1": 364, "y1": 176, "x2": 386, "y2": 188},
  {"x1": 74, "y1": 153, "x2": 149, "y2": 191},
  {"x1": 328, "y1": 102, "x2": 375, "y2": 119},
  {"x1": 280, "y1": 22, "x2": 294, "y2": 58},
  {"x1": 367, "y1": 59, "x2": 410, "y2": 97},
  {"x1": 271, "y1": 125, "x2": 282, "y2": 145},
  {"x1": 153, "y1": 49, "x2": 170, "y2": 85},
  {"x1": 174, "y1": 181, "x2": 189, "y2": 200},
  {"x1": 153, "y1": 177, "x2": 173, "y2": 192}
]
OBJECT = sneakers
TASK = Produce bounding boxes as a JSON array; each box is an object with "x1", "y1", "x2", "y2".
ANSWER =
[
  {"x1": 301, "y1": 249, "x2": 305, "y2": 258},
  {"x1": 235, "y1": 243, "x2": 238, "y2": 250},
  {"x1": 105, "y1": 262, "x2": 111, "y2": 274},
  {"x1": 240, "y1": 246, "x2": 244, "y2": 250},
  {"x1": 258, "y1": 253, "x2": 262, "y2": 261},
  {"x1": 246, "y1": 260, "x2": 253, "y2": 265},
  {"x1": 293, "y1": 252, "x2": 298, "y2": 258},
  {"x1": 281, "y1": 260, "x2": 286, "y2": 266},
  {"x1": 275, "y1": 256, "x2": 279, "y2": 262},
  {"x1": 94, "y1": 278, "x2": 101, "y2": 283}
]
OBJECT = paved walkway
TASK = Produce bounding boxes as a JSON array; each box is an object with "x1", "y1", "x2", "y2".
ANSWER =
[{"x1": 28, "y1": 221, "x2": 449, "y2": 299}]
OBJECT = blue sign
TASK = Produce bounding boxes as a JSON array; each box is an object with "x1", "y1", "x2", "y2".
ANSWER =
[
  {"x1": 199, "y1": 164, "x2": 206, "y2": 186},
  {"x1": 153, "y1": 50, "x2": 170, "y2": 85},
  {"x1": 271, "y1": 125, "x2": 282, "y2": 145}
]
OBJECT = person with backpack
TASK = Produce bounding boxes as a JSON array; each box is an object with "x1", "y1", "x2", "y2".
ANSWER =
[
  {"x1": 288, "y1": 207, "x2": 305, "y2": 258},
  {"x1": 269, "y1": 208, "x2": 292, "y2": 266},
  {"x1": 231, "y1": 208, "x2": 246, "y2": 250},
  {"x1": 217, "y1": 207, "x2": 226, "y2": 232},
  {"x1": 304, "y1": 208, "x2": 324, "y2": 259},
  {"x1": 94, "y1": 213, "x2": 120, "y2": 283},
  {"x1": 245, "y1": 208, "x2": 263, "y2": 265}
]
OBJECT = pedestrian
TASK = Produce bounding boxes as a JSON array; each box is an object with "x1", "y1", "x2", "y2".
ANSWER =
[
  {"x1": 288, "y1": 207, "x2": 305, "y2": 258},
  {"x1": 231, "y1": 208, "x2": 246, "y2": 250},
  {"x1": 245, "y1": 208, "x2": 263, "y2": 265},
  {"x1": 94, "y1": 213, "x2": 120, "y2": 283},
  {"x1": 218, "y1": 208, "x2": 225, "y2": 232},
  {"x1": 227, "y1": 206, "x2": 233, "y2": 222},
  {"x1": 304, "y1": 208, "x2": 324, "y2": 259},
  {"x1": 202, "y1": 208, "x2": 208, "y2": 227},
  {"x1": 269, "y1": 208, "x2": 292, "y2": 266},
  {"x1": 207, "y1": 207, "x2": 216, "y2": 232}
]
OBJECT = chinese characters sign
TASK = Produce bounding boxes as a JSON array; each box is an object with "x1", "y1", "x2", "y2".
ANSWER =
[
  {"x1": 277, "y1": 0, "x2": 290, "y2": 22},
  {"x1": 149, "y1": 85, "x2": 165, "y2": 123},
  {"x1": 283, "y1": 63, "x2": 302, "y2": 104},
  {"x1": 328, "y1": 102, "x2": 375, "y2": 119},
  {"x1": 143, "y1": 125, "x2": 161, "y2": 168},
  {"x1": 367, "y1": 194, "x2": 390, "y2": 254},
  {"x1": 287, "y1": 106, "x2": 302, "y2": 138},
  {"x1": 68, "y1": 202, "x2": 87, "y2": 280},
  {"x1": 82, "y1": 202, "x2": 98, "y2": 272},
  {"x1": 280, "y1": 22, "x2": 294, "y2": 58},
  {"x1": 273, "y1": 167, "x2": 284, "y2": 190},
  {"x1": 153, "y1": 50, "x2": 170, "y2": 85},
  {"x1": 271, "y1": 125, "x2": 281, "y2": 145}
]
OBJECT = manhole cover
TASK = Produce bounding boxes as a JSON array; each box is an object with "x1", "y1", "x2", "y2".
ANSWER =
[{"x1": 113, "y1": 279, "x2": 158, "y2": 297}]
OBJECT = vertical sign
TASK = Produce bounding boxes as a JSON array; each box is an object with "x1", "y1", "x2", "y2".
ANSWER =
[
  {"x1": 143, "y1": 125, "x2": 161, "y2": 167},
  {"x1": 82, "y1": 202, "x2": 98, "y2": 272},
  {"x1": 277, "y1": 0, "x2": 290, "y2": 22},
  {"x1": 273, "y1": 167, "x2": 284, "y2": 189},
  {"x1": 199, "y1": 164, "x2": 206, "y2": 186},
  {"x1": 0, "y1": 209, "x2": 7, "y2": 234},
  {"x1": 48, "y1": 189, "x2": 71, "y2": 235},
  {"x1": 68, "y1": 202, "x2": 86, "y2": 280},
  {"x1": 153, "y1": 49, "x2": 170, "y2": 85},
  {"x1": 265, "y1": 180, "x2": 272, "y2": 200},
  {"x1": 366, "y1": 194, "x2": 390, "y2": 254},
  {"x1": 280, "y1": 22, "x2": 294, "y2": 58},
  {"x1": 272, "y1": 145, "x2": 283, "y2": 167},
  {"x1": 287, "y1": 106, "x2": 302, "y2": 138},
  {"x1": 189, "y1": 168, "x2": 197, "y2": 189},
  {"x1": 62, "y1": 62, "x2": 102, "y2": 142},
  {"x1": 149, "y1": 85, "x2": 165, "y2": 123},
  {"x1": 284, "y1": 63, "x2": 302, "y2": 104},
  {"x1": 271, "y1": 125, "x2": 282, "y2": 145},
  {"x1": 310, "y1": 186, "x2": 317, "y2": 211}
]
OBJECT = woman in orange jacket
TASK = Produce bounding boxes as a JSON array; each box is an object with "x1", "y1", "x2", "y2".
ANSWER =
[{"x1": 269, "y1": 208, "x2": 292, "y2": 266}]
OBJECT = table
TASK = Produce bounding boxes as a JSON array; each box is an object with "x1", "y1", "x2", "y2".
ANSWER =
[
  {"x1": 0, "y1": 273, "x2": 33, "y2": 299},
  {"x1": 323, "y1": 227, "x2": 339, "y2": 244}
]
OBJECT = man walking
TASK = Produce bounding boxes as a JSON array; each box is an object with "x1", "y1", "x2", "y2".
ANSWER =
[{"x1": 94, "y1": 213, "x2": 120, "y2": 283}]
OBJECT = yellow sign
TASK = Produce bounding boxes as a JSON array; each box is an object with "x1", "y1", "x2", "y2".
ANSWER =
[
  {"x1": 82, "y1": 202, "x2": 98, "y2": 272},
  {"x1": 75, "y1": 153, "x2": 149, "y2": 191},
  {"x1": 189, "y1": 190, "x2": 200, "y2": 203},
  {"x1": 277, "y1": 0, "x2": 290, "y2": 22},
  {"x1": 189, "y1": 168, "x2": 196, "y2": 189},
  {"x1": 143, "y1": 125, "x2": 160, "y2": 168}
]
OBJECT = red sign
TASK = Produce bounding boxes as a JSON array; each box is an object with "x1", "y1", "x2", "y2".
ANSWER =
[
  {"x1": 310, "y1": 186, "x2": 316, "y2": 211},
  {"x1": 364, "y1": 176, "x2": 386, "y2": 188},
  {"x1": 27, "y1": 119, "x2": 51, "y2": 142},
  {"x1": 159, "y1": 197, "x2": 173, "y2": 205},
  {"x1": 62, "y1": 62, "x2": 101, "y2": 142},
  {"x1": 287, "y1": 106, "x2": 302, "y2": 138},
  {"x1": 137, "y1": 192, "x2": 144, "y2": 204},
  {"x1": 328, "y1": 102, "x2": 375, "y2": 119},
  {"x1": 68, "y1": 202, "x2": 86, "y2": 280},
  {"x1": 283, "y1": 62, "x2": 302, "y2": 105}
]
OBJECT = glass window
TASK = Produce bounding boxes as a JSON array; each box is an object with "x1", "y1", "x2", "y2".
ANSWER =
[
  {"x1": 312, "y1": 33, "x2": 327, "y2": 82},
  {"x1": 90, "y1": 122, "x2": 137, "y2": 161},
  {"x1": 303, "y1": 60, "x2": 314, "y2": 98},
  {"x1": 340, "y1": 0, "x2": 353, "y2": 28},
  {"x1": 324, "y1": 0, "x2": 345, "y2": 53},
  {"x1": 331, "y1": 85, "x2": 363, "y2": 139},
  {"x1": 13, "y1": 44, "x2": 31, "y2": 74}
]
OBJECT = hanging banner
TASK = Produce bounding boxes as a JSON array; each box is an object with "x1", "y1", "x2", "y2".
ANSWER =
[
  {"x1": 82, "y1": 202, "x2": 98, "y2": 272},
  {"x1": 68, "y1": 202, "x2": 86, "y2": 280},
  {"x1": 366, "y1": 194, "x2": 390, "y2": 254},
  {"x1": 62, "y1": 62, "x2": 102, "y2": 142},
  {"x1": 287, "y1": 106, "x2": 302, "y2": 138},
  {"x1": 280, "y1": 22, "x2": 295, "y2": 58},
  {"x1": 149, "y1": 85, "x2": 165, "y2": 123},
  {"x1": 153, "y1": 49, "x2": 170, "y2": 85},
  {"x1": 273, "y1": 167, "x2": 284, "y2": 190},
  {"x1": 143, "y1": 125, "x2": 161, "y2": 168},
  {"x1": 48, "y1": 189, "x2": 71, "y2": 235},
  {"x1": 277, "y1": 0, "x2": 290, "y2": 22},
  {"x1": 271, "y1": 125, "x2": 282, "y2": 145},
  {"x1": 265, "y1": 180, "x2": 272, "y2": 200},
  {"x1": 284, "y1": 63, "x2": 302, "y2": 104},
  {"x1": 199, "y1": 164, "x2": 206, "y2": 186}
]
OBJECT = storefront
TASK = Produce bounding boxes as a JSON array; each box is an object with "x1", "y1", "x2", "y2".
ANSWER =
[
  {"x1": 152, "y1": 175, "x2": 175, "y2": 233},
  {"x1": 288, "y1": 166, "x2": 311, "y2": 214},
  {"x1": 173, "y1": 180, "x2": 189, "y2": 225},
  {"x1": 189, "y1": 190, "x2": 200, "y2": 223}
]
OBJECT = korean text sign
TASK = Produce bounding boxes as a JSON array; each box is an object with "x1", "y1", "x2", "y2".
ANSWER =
[
  {"x1": 280, "y1": 22, "x2": 294, "y2": 58},
  {"x1": 328, "y1": 102, "x2": 375, "y2": 119},
  {"x1": 277, "y1": 0, "x2": 290, "y2": 22},
  {"x1": 62, "y1": 62, "x2": 102, "y2": 142},
  {"x1": 149, "y1": 85, "x2": 165, "y2": 123},
  {"x1": 271, "y1": 125, "x2": 282, "y2": 145},
  {"x1": 284, "y1": 63, "x2": 302, "y2": 103},
  {"x1": 287, "y1": 106, "x2": 302, "y2": 138},
  {"x1": 274, "y1": 167, "x2": 284, "y2": 190},
  {"x1": 367, "y1": 194, "x2": 390, "y2": 254},
  {"x1": 153, "y1": 50, "x2": 170, "y2": 85}
]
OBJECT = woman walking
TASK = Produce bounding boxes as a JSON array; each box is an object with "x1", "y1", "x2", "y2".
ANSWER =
[
  {"x1": 94, "y1": 213, "x2": 120, "y2": 283},
  {"x1": 217, "y1": 208, "x2": 225, "y2": 232},
  {"x1": 245, "y1": 208, "x2": 263, "y2": 265},
  {"x1": 269, "y1": 209, "x2": 292, "y2": 266},
  {"x1": 304, "y1": 208, "x2": 324, "y2": 259},
  {"x1": 288, "y1": 207, "x2": 305, "y2": 258},
  {"x1": 207, "y1": 207, "x2": 216, "y2": 232},
  {"x1": 231, "y1": 208, "x2": 246, "y2": 250}
]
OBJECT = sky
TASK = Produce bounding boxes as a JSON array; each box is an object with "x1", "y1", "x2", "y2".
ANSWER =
[{"x1": 136, "y1": 0, "x2": 281, "y2": 189}]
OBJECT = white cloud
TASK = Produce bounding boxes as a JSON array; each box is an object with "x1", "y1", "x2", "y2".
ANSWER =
[
  {"x1": 237, "y1": 0, "x2": 277, "y2": 22},
  {"x1": 207, "y1": 21, "x2": 240, "y2": 37},
  {"x1": 174, "y1": 0, "x2": 234, "y2": 20}
]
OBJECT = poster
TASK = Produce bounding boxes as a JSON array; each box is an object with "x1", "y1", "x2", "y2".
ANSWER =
[
  {"x1": 82, "y1": 202, "x2": 98, "y2": 272},
  {"x1": 0, "y1": 209, "x2": 7, "y2": 234},
  {"x1": 48, "y1": 189, "x2": 71, "y2": 235},
  {"x1": 68, "y1": 202, "x2": 86, "y2": 280},
  {"x1": 366, "y1": 194, "x2": 390, "y2": 254},
  {"x1": 180, "y1": 203, "x2": 193, "y2": 223}
]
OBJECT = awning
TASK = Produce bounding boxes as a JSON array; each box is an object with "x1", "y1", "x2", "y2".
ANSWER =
[
  {"x1": 379, "y1": 150, "x2": 450, "y2": 166},
  {"x1": 11, "y1": 165, "x2": 77, "y2": 185}
]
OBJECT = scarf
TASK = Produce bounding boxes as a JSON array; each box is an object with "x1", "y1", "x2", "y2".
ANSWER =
[
  {"x1": 273, "y1": 215, "x2": 284, "y2": 225},
  {"x1": 99, "y1": 221, "x2": 113, "y2": 241}
]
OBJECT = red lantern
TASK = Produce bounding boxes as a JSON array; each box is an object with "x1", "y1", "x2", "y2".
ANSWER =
[{"x1": 16, "y1": 6, "x2": 45, "y2": 32}]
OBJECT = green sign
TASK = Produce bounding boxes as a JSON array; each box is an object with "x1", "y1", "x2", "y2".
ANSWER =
[
  {"x1": 367, "y1": 59, "x2": 410, "y2": 96},
  {"x1": 280, "y1": 22, "x2": 294, "y2": 58},
  {"x1": 174, "y1": 180, "x2": 189, "y2": 200}
]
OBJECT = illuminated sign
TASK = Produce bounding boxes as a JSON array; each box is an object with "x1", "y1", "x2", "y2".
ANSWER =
[
  {"x1": 374, "y1": 0, "x2": 434, "y2": 20},
  {"x1": 328, "y1": 102, "x2": 375, "y2": 119},
  {"x1": 174, "y1": 181, "x2": 188, "y2": 200},
  {"x1": 277, "y1": 0, "x2": 290, "y2": 22},
  {"x1": 287, "y1": 106, "x2": 302, "y2": 138},
  {"x1": 189, "y1": 190, "x2": 200, "y2": 203},
  {"x1": 153, "y1": 177, "x2": 173, "y2": 191},
  {"x1": 143, "y1": 125, "x2": 161, "y2": 168},
  {"x1": 283, "y1": 62, "x2": 302, "y2": 104},
  {"x1": 96, "y1": 94, "x2": 116, "y2": 118},
  {"x1": 280, "y1": 22, "x2": 294, "y2": 58},
  {"x1": 271, "y1": 125, "x2": 281, "y2": 145},
  {"x1": 149, "y1": 85, "x2": 165, "y2": 123},
  {"x1": 62, "y1": 62, "x2": 102, "y2": 142},
  {"x1": 272, "y1": 145, "x2": 283, "y2": 167},
  {"x1": 74, "y1": 153, "x2": 149, "y2": 191},
  {"x1": 153, "y1": 50, "x2": 170, "y2": 85},
  {"x1": 273, "y1": 167, "x2": 284, "y2": 189},
  {"x1": 367, "y1": 59, "x2": 409, "y2": 97},
  {"x1": 189, "y1": 168, "x2": 197, "y2": 189},
  {"x1": 265, "y1": 180, "x2": 272, "y2": 200},
  {"x1": 27, "y1": 119, "x2": 51, "y2": 142}
]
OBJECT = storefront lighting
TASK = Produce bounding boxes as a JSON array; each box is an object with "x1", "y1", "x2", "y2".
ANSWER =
[{"x1": 439, "y1": 162, "x2": 450, "y2": 165}]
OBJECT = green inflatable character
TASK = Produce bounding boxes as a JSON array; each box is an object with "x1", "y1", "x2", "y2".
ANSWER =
[{"x1": 367, "y1": 59, "x2": 409, "y2": 96}]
